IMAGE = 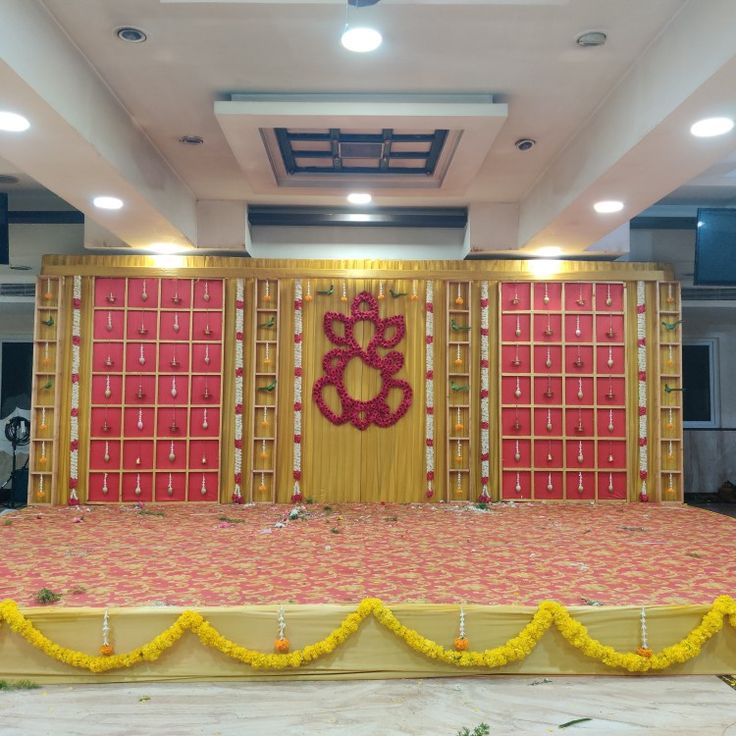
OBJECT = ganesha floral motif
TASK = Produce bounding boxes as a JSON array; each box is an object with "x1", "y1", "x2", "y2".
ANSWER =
[{"x1": 313, "y1": 291, "x2": 413, "y2": 430}]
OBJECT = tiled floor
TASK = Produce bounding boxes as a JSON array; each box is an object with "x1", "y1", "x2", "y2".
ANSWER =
[{"x1": 2, "y1": 676, "x2": 736, "y2": 735}]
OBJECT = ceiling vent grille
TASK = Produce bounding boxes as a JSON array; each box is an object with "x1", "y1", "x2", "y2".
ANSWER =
[
  {"x1": 0, "y1": 281, "x2": 35, "y2": 299},
  {"x1": 682, "y1": 287, "x2": 736, "y2": 301}
]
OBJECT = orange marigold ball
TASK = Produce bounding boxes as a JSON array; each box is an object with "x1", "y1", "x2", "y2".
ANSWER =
[
  {"x1": 99, "y1": 644, "x2": 114, "y2": 656},
  {"x1": 454, "y1": 637, "x2": 469, "y2": 651},
  {"x1": 636, "y1": 646, "x2": 653, "y2": 658},
  {"x1": 409, "y1": 293, "x2": 418, "y2": 302},
  {"x1": 275, "y1": 638, "x2": 290, "y2": 653},
  {"x1": 455, "y1": 423, "x2": 464, "y2": 432},
  {"x1": 258, "y1": 483, "x2": 268, "y2": 494},
  {"x1": 454, "y1": 357, "x2": 463, "y2": 367},
  {"x1": 455, "y1": 296, "x2": 464, "y2": 306},
  {"x1": 304, "y1": 293, "x2": 313, "y2": 303},
  {"x1": 43, "y1": 291, "x2": 54, "y2": 301}
]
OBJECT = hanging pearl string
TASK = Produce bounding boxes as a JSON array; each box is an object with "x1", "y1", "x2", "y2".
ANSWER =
[
  {"x1": 102, "y1": 609, "x2": 110, "y2": 648},
  {"x1": 458, "y1": 606, "x2": 465, "y2": 639},
  {"x1": 38, "y1": 474, "x2": 44, "y2": 497},
  {"x1": 102, "y1": 472, "x2": 108, "y2": 495},
  {"x1": 278, "y1": 605, "x2": 287, "y2": 640},
  {"x1": 640, "y1": 607, "x2": 648, "y2": 649}
]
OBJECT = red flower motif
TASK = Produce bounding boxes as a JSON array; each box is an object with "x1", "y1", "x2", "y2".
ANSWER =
[
  {"x1": 480, "y1": 359, "x2": 489, "y2": 368},
  {"x1": 478, "y1": 492, "x2": 490, "y2": 503},
  {"x1": 481, "y1": 476, "x2": 489, "y2": 485},
  {"x1": 235, "y1": 404, "x2": 243, "y2": 415},
  {"x1": 480, "y1": 327, "x2": 489, "y2": 337},
  {"x1": 236, "y1": 331, "x2": 244, "y2": 341},
  {"x1": 295, "y1": 367, "x2": 303, "y2": 377},
  {"x1": 71, "y1": 373, "x2": 80, "y2": 384},
  {"x1": 292, "y1": 492, "x2": 304, "y2": 503},
  {"x1": 480, "y1": 298, "x2": 489, "y2": 308},
  {"x1": 426, "y1": 471, "x2": 434, "y2": 481},
  {"x1": 235, "y1": 367, "x2": 244, "y2": 377},
  {"x1": 294, "y1": 434, "x2": 302, "y2": 444},
  {"x1": 294, "y1": 299, "x2": 303, "y2": 310},
  {"x1": 68, "y1": 496, "x2": 79, "y2": 506},
  {"x1": 425, "y1": 489, "x2": 434, "y2": 499},
  {"x1": 637, "y1": 304, "x2": 646, "y2": 314},
  {"x1": 232, "y1": 494, "x2": 244, "y2": 504},
  {"x1": 481, "y1": 452, "x2": 489, "y2": 461},
  {"x1": 313, "y1": 292, "x2": 413, "y2": 431},
  {"x1": 638, "y1": 406, "x2": 647, "y2": 416},
  {"x1": 425, "y1": 335, "x2": 433, "y2": 345},
  {"x1": 639, "y1": 437, "x2": 647, "y2": 447},
  {"x1": 293, "y1": 470, "x2": 302, "y2": 481},
  {"x1": 72, "y1": 335, "x2": 81, "y2": 346},
  {"x1": 70, "y1": 440, "x2": 79, "y2": 451},
  {"x1": 426, "y1": 407, "x2": 434, "y2": 416},
  {"x1": 234, "y1": 439, "x2": 243, "y2": 449},
  {"x1": 425, "y1": 303, "x2": 433, "y2": 313},
  {"x1": 426, "y1": 438, "x2": 433, "y2": 447},
  {"x1": 294, "y1": 334, "x2": 303, "y2": 343},
  {"x1": 480, "y1": 389, "x2": 489, "y2": 399},
  {"x1": 639, "y1": 492, "x2": 649, "y2": 503},
  {"x1": 639, "y1": 470, "x2": 648, "y2": 480},
  {"x1": 234, "y1": 473, "x2": 242, "y2": 484},
  {"x1": 638, "y1": 338, "x2": 646, "y2": 347},
  {"x1": 426, "y1": 370, "x2": 433, "y2": 380},
  {"x1": 70, "y1": 407, "x2": 79, "y2": 417},
  {"x1": 69, "y1": 478, "x2": 78, "y2": 489},
  {"x1": 638, "y1": 371, "x2": 646, "y2": 381},
  {"x1": 480, "y1": 421, "x2": 489, "y2": 430},
  {"x1": 294, "y1": 402, "x2": 302, "y2": 412},
  {"x1": 235, "y1": 299, "x2": 244, "y2": 309},
  {"x1": 72, "y1": 298, "x2": 81, "y2": 308}
]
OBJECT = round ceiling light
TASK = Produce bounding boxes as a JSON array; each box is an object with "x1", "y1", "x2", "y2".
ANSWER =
[
  {"x1": 347, "y1": 192, "x2": 372, "y2": 205},
  {"x1": 341, "y1": 26, "x2": 382, "y2": 53},
  {"x1": 116, "y1": 26, "x2": 147, "y2": 43},
  {"x1": 576, "y1": 31, "x2": 607, "y2": 47},
  {"x1": 593, "y1": 200, "x2": 624, "y2": 214},
  {"x1": 0, "y1": 111, "x2": 30, "y2": 133},
  {"x1": 690, "y1": 117, "x2": 735, "y2": 138},
  {"x1": 93, "y1": 196, "x2": 124, "y2": 210}
]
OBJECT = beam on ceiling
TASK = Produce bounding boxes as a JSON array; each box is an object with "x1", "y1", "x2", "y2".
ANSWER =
[
  {"x1": 0, "y1": 0, "x2": 198, "y2": 249},
  {"x1": 517, "y1": 0, "x2": 736, "y2": 254}
]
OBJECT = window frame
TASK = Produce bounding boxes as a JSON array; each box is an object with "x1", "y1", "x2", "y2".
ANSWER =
[{"x1": 682, "y1": 338, "x2": 720, "y2": 429}]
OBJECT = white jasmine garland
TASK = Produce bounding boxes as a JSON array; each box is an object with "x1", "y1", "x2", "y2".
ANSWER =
[
  {"x1": 233, "y1": 279, "x2": 245, "y2": 500},
  {"x1": 479, "y1": 282, "x2": 490, "y2": 500},
  {"x1": 293, "y1": 279, "x2": 303, "y2": 500},
  {"x1": 636, "y1": 280, "x2": 648, "y2": 500},
  {"x1": 424, "y1": 281, "x2": 434, "y2": 497}
]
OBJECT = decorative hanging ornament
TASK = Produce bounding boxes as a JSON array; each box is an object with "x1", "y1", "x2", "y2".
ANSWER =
[
  {"x1": 546, "y1": 473, "x2": 553, "y2": 492},
  {"x1": 515, "y1": 316, "x2": 521, "y2": 338},
  {"x1": 260, "y1": 438, "x2": 268, "y2": 461},
  {"x1": 575, "y1": 410, "x2": 584, "y2": 434},
  {"x1": 264, "y1": 279, "x2": 272, "y2": 304},
  {"x1": 514, "y1": 377, "x2": 522, "y2": 399},
  {"x1": 577, "y1": 378, "x2": 584, "y2": 401},
  {"x1": 410, "y1": 280, "x2": 418, "y2": 302},
  {"x1": 666, "y1": 473, "x2": 675, "y2": 498},
  {"x1": 666, "y1": 407, "x2": 674, "y2": 430},
  {"x1": 511, "y1": 346, "x2": 521, "y2": 367},
  {"x1": 607, "y1": 347, "x2": 614, "y2": 369},
  {"x1": 607, "y1": 443, "x2": 614, "y2": 464},
  {"x1": 104, "y1": 374, "x2": 112, "y2": 399},
  {"x1": 37, "y1": 474, "x2": 45, "y2": 499},
  {"x1": 140, "y1": 279, "x2": 148, "y2": 302},
  {"x1": 137, "y1": 408, "x2": 144, "y2": 431},
  {"x1": 275, "y1": 605, "x2": 289, "y2": 653},
  {"x1": 172, "y1": 312, "x2": 180, "y2": 334},
  {"x1": 455, "y1": 471, "x2": 463, "y2": 496},
  {"x1": 608, "y1": 409, "x2": 615, "y2": 433},
  {"x1": 102, "y1": 417, "x2": 111, "y2": 433},
  {"x1": 454, "y1": 606, "x2": 468, "y2": 651},
  {"x1": 666, "y1": 283, "x2": 674, "y2": 305},
  {"x1": 544, "y1": 377, "x2": 553, "y2": 399},
  {"x1": 203, "y1": 280, "x2": 210, "y2": 303},
  {"x1": 204, "y1": 344, "x2": 211, "y2": 366},
  {"x1": 168, "y1": 441, "x2": 176, "y2": 463},
  {"x1": 512, "y1": 412, "x2": 521, "y2": 432},
  {"x1": 136, "y1": 382, "x2": 145, "y2": 400},
  {"x1": 607, "y1": 316, "x2": 615, "y2": 339},
  {"x1": 577, "y1": 441, "x2": 584, "y2": 464},
  {"x1": 138, "y1": 344, "x2": 146, "y2": 366},
  {"x1": 577, "y1": 472, "x2": 584, "y2": 494},
  {"x1": 455, "y1": 282, "x2": 463, "y2": 306},
  {"x1": 201, "y1": 407, "x2": 209, "y2": 430},
  {"x1": 455, "y1": 406, "x2": 464, "y2": 433},
  {"x1": 200, "y1": 474, "x2": 207, "y2": 496},
  {"x1": 167, "y1": 473, "x2": 174, "y2": 497},
  {"x1": 43, "y1": 278, "x2": 53, "y2": 301},
  {"x1": 511, "y1": 287, "x2": 520, "y2": 306},
  {"x1": 135, "y1": 454, "x2": 141, "y2": 466},
  {"x1": 606, "y1": 379, "x2": 615, "y2": 401},
  {"x1": 103, "y1": 440, "x2": 110, "y2": 463},
  {"x1": 104, "y1": 353, "x2": 113, "y2": 368},
  {"x1": 203, "y1": 322, "x2": 213, "y2": 337},
  {"x1": 202, "y1": 381, "x2": 210, "y2": 401},
  {"x1": 513, "y1": 440, "x2": 521, "y2": 463},
  {"x1": 543, "y1": 317, "x2": 553, "y2": 337},
  {"x1": 169, "y1": 412, "x2": 179, "y2": 433},
  {"x1": 171, "y1": 281, "x2": 182, "y2": 304},
  {"x1": 40, "y1": 407, "x2": 48, "y2": 432},
  {"x1": 545, "y1": 348, "x2": 552, "y2": 369},
  {"x1": 106, "y1": 291, "x2": 116, "y2": 304},
  {"x1": 102, "y1": 473, "x2": 108, "y2": 496},
  {"x1": 170, "y1": 376, "x2": 178, "y2": 399},
  {"x1": 576, "y1": 285, "x2": 585, "y2": 307},
  {"x1": 340, "y1": 280, "x2": 348, "y2": 303},
  {"x1": 605, "y1": 284, "x2": 612, "y2": 307},
  {"x1": 514, "y1": 473, "x2": 522, "y2": 494},
  {"x1": 138, "y1": 321, "x2": 148, "y2": 336},
  {"x1": 305, "y1": 280, "x2": 313, "y2": 302},
  {"x1": 455, "y1": 438, "x2": 462, "y2": 464},
  {"x1": 378, "y1": 281, "x2": 385, "y2": 301},
  {"x1": 666, "y1": 344, "x2": 674, "y2": 369},
  {"x1": 543, "y1": 283, "x2": 550, "y2": 305},
  {"x1": 575, "y1": 315, "x2": 582, "y2": 339},
  {"x1": 574, "y1": 348, "x2": 583, "y2": 368},
  {"x1": 545, "y1": 408, "x2": 553, "y2": 432},
  {"x1": 258, "y1": 472, "x2": 268, "y2": 494},
  {"x1": 546, "y1": 442, "x2": 553, "y2": 463},
  {"x1": 262, "y1": 405, "x2": 269, "y2": 428},
  {"x1": 39, "y1": 441, "x2": 47, "y2": 467},
  {"x1": 134, "y1": 473, "x2": 142, "y2": 496},
  {"x1": 454, "y1": 343, "x2": 463, "y2": 368},
  {"x1": 42, "y1": 342, "x2": 51, "y2": 367},
  {"x1": 106, "y1": 311, "x2": 113, "y2": 332},
  {"x1": 608, "y1": 473, "x2": 614, "y2": 494},
  {"x1": 170, "y1": 348, "x2": 179, "y2": 368},
  {"x1": 668, "y1": 440, "x2": 674, "y2": 458}
]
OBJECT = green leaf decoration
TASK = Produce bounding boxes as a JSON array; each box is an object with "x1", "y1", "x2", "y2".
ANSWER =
[
  {"x1": 41, "y1": 316, "x2": 54, "y2": 327},
  {"x1": 389, "y1": 289, "x2": 408, "y2": 298},
  {"x1": 663, "y1": 384, "x2": 684, "y2": 394},
  {"x1": 317, "y1": 284, "x2": 334, "y2": 295},
  {"x1": 450, "y1": 382, "x2": 470, "y2": 392},
  {"x1": 258, "y1": 379, "x2": 277, "y2": 392},
  {"x1": 450, "y1": 319, "x2": 471, "y2": 332},
  {"x1": 661, "y1": 319, "x2": 683, "y2": 330},
  {"x1": 258, "y1": 317, "x2": 276, "y2": 329}
]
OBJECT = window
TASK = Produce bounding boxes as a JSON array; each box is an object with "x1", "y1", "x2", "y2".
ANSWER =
[{"x1": 682, "y1": 340, "x2": 719, "y2": 428}]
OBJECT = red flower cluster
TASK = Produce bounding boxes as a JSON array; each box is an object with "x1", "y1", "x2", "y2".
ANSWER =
[
  {"x1": 72, "y1": 298, "x2": 81, "y2": 309},
  {"x1": 292, "y1": 492, "x2": 304, "y2": 503},
  {"x1": 72, "y1": 335, "x2": 81, "y2": 346},
  {"x1": 232, "y1": 494, "x2": 244, "y2": 505},
  {"x1": 313, "y1": 292, "x2": 413, "y2": 431}
]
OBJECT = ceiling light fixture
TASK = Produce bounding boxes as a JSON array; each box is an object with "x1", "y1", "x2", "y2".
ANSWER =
[
  {"x1": 178, "y1": 135, "x2": 204, "y2": 145},
  {"x1": 93, "y1": 196, "x2": 124, "y2": 210},
  {"x1": 0, "y1": 111, "x2": 30, "y2": 133},
  {"x1": 347, "y1": 192, "x2": 372, "y2": 205},
  {"x1": 116, "y1": 26, "x2": 147, "y2": 43},
  {"x1": 576, "y1": 31, "x2": 607, "y2": 47},
  {"x1": 593, "y1": 200, "x2": 624, "y2": 214},
  {"x1": 146, "y1": 242, "x2": 191, "y2": 254},
  {"x1": 690, "y1": 117, "x2": 735, "y2": 138},
  {"x1": 341, "y1": 0, "x2": 382, "y2": 53},
  {"x1": 536, "y1": 246, "x2": 561, "y2": 257}
]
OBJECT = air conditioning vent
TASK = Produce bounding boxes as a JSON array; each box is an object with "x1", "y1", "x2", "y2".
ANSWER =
[
  {"x1": 682, "y1": 287, "x2": 736, "y2": 301},
  {"x1": 0, "y1": 281, "x2": 35, "y2": 299}
]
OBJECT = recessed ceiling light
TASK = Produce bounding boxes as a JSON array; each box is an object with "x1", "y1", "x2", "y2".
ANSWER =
[
  {"x1": 347, "y1": 192, "x2": 372, "y2": 205},
  {"x1": 536, "y1": 246, "x2": 561, "y2": 257},
  {"x1": 593, "y1": 200, "x2": 624, "y2": 214},
  {"x1": 0, "y1": 111, "x2": 30, "y2": 133},
  {"x1": 116, "y1": 26, "x2": 147, "y2": 43},
  {"x1": 147, "y1": 242, "x2": 191, "y2": 254},
  {"x1": 178, "y1": 135, "x2": 204, "y2": 145},
  {"x1": 690, "y1": 117, "x2": 735, "y2": 138},
  {"x1": 93, "y1": 196, "x2": 124, "y2": 210},
  {"x1": 341, "y1": 26, "x2": 382, "y2": 53},
  {"x1": 576, "y1": 31, "x2": 607, "y2": 47}
]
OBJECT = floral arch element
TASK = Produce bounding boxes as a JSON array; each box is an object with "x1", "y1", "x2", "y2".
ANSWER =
[{"x1": 313, "y1": 291, "x2": 413, "y2": 431}]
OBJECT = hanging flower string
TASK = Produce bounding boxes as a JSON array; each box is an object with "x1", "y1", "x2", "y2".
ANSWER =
[
  {"x1": 232, "y1": 279, "x2": 245, "y2": 503},
  {"x1": 454, "y1": 606, "x2": 469, "y2": 651},
  {"x1": 68, "y1": 275, "x2": 82, "y2": 505},
  {"x1": 425, "y1": 281, "x2": 435, "y2": 499},
  {"x1": 478, "y1": 281, "x2": 491, "y2": 502},
  {"x1": 292, "y1": 279, "x2": 304, "y2": 502},
  {"x1": 275, "y1": 605, "x2": 289, "y2": 653},
  {"x1": 637, "y1": 607, "x2": 652, "y2": 658},
  {"x1": 99, "y1": 608, "x2": 113, "y2": 656},
  {"x1": 636, "y1": 281, "x2": 648, "y2": 502}
]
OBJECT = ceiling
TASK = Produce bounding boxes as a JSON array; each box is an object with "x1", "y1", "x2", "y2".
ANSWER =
[{"x1": 1, "y1": 0, "x2": 736, "y2": 256}]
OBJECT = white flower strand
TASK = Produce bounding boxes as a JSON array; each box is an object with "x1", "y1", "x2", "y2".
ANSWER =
[
  {"x1": 425, "y1": 281, "x2": 434, "y2": 497},
  {"x1": 636, "y1": 281, "x2": 648, "y2": 500},
  {"x1": 640, "y1": 607, "x2": 648, "y2": 649},
  {"x1": 233, "y1": 279, "x2": 245, "y2": 500},
  {"x1": 102, "y1": 608, "x2": 111, "y2": 647},
  {"x1": 293, "y1": 279, "x2": 303, "y2": 500},
  {"x1": 458, "y1": 606, "x2": 465, "y2": 639},
  {"x1": 479, "y1": 282, "x2": 490, "y2": 500},
  {"x1": 69, "y1": 276, "x2": 82, "y2": 502},
  {"x1": 278, "y1": 605, "x2": 287, "y2": 640}
]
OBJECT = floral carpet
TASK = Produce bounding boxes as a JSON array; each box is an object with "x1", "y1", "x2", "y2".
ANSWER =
[{"x1": 1, "y1": 502, "x2": 733, "y2": 608}]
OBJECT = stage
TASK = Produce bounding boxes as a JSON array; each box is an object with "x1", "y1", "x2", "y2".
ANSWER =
[{"x1": 1, "y1": 502, "x2": 735, "y2": 682}]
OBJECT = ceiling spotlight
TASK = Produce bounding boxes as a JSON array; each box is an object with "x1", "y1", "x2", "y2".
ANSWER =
[
  {"x1": 0, "y1": 111, "x2": 30, "y2": 133},
  {"x1": 93, "y1": 196, "x2": 124, "y2": 210},
  {"x1": 178, "y1": 135, "x2": 204, "y2": 145},
  {"x1": 593, "y1": 200, "x2": 624, "y2": 214},
  {"x1": 116, "y1": 26, "x2": 147, "y2": 43},
  {"x1": 576, "y1": 31, "x2": 607, "y2": 47},
  {"x1": 515, "y1": 138, "x2": 536, "y2": 151},
  {"x1": 347, "y1": 192, "x2": 372, "y2": 205},
  {"x1": 536, "y1": 246, "x2": 561, "y2": 257},
  {"x1": 341, "y1": 26, "x2": 382, "y2": 52},
  {"x1": 690, "y1": 117, "x2": 735, "y2": 138}
]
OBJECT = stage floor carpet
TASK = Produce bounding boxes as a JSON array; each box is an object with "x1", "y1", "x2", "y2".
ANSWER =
[{"x1": 2, "y1": 501, "x2": 734, "y2": 608}]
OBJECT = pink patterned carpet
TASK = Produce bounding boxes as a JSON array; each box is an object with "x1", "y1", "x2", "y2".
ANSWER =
[{"x1": 1, "y1": 503, "x2": 733, "y2": 608}]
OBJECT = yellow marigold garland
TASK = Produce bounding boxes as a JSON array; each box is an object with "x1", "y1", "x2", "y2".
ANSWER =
[{"x1": 0, "y1": 596, "x2": 734, "y2": 674}]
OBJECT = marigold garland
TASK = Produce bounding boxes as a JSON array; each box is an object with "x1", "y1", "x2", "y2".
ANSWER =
[{"x1": 1, "y1": 596, "x2": 735, "y2": 674}]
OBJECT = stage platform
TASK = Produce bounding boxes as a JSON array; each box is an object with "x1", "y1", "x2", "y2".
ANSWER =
[{"x1": 1, "y1": 502, "x2": 735, "y2": 682}]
